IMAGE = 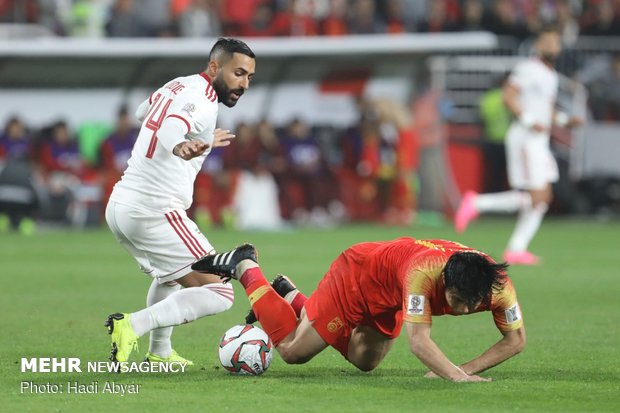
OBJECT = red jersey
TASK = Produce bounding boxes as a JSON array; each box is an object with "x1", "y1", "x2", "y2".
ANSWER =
[{"x1": 313, "y1": 237, "x2": 523, "y2": 339}]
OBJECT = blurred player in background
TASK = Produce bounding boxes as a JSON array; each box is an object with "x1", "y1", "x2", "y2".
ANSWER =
[
  {"x1": 455, "y1": 27, "x2": 582, "y2": 265},
  {"x1": 0, "y1": 116, "x2": 38, "y2": 234},
  {"x1": 104, "y1": 38, "x2": 255, "y2": 366},
  {"x1": 193, "y1": 239, "x2": 526, "y2": 382},
  {"x1": 99, "y1": 106, "x2": 139, "y2": 207}
]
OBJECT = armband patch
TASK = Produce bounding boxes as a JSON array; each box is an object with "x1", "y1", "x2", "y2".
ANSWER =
[
  {"x1": 407, "y1": 294, "x2": 425, "y2": 315},
  {"x1": 505, "y1": 303, "x2": 521, "y2": 324}
]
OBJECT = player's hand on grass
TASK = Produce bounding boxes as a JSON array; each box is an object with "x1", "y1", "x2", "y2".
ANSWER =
[
  {"x1": 454, "y1": 374, "x2": 492, "y2": 383},
  {"x1": 424, "y1": 369, "x2": 491, "y2": 382},
  {"x1": 424, "y1": 370, "x2": 440, "y2": 379},
  {"x1": 463, "y1": 374, "x2": 492, "y2": 382},
  {"x1": 173, "y1": 140, "x2": 210, "y2": 160},
  {"x1": 212, "y1": 128, "x2": 236, "y2": 148}
]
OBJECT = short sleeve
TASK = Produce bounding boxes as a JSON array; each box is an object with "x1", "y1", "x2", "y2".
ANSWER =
[
  {"x1": 402, "y1": 269, "x2": 434, "y2": 324},
  {"x1": 491, "y1": 278, "x2": 524, "y2": 332},
  {"x1": 165, "y1": 89, "x2": 217, "y2": 139},
  {"x1": 508, "y1": 61, "x2": 531, "y2": 90}
]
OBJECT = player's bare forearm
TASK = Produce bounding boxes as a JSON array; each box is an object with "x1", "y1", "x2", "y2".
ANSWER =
[
  {"x1": 173, "y1": 140, "x2": 209, "y2": 160},
  {"x1": 460, "y1": 326, "x2": 526, "y2": 375},
  {"x1": 212, "y1": 128, "x2": 236, "y2": 148},
  {"x1": 503, "y1": 84, "x2": 545, "y2": 132},
  {"x1": 406, "y1": 323, "x2": 489, "y2": 382},
  {"x1": 503, "y1": 83, "x2": 522, "y2": 118},
  {"x1": 553, "y1": 110, "x2": 584, "y2": 129},
  {"x1": 410, "y1": 335, "x2": 466, "y2": 380},
  {"x1": 566, "y1": 116, "x2": 584, "y2": 128}
]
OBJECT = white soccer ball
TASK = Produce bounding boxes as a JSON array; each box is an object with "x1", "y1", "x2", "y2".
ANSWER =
[{"x1": 218, "y1": 324, "x2": 273, "y2": 375}]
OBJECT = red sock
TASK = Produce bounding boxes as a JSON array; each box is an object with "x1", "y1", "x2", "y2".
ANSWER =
[
  {"x1": 289, "y1": 292, "x2": 308, "y2": 318},
  {"x1": 240, "y1": 267, "x2": 297, "y2": 346}
]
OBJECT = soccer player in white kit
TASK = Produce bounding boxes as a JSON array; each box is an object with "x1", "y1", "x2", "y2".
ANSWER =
[
  {"x1": 455, "y1": 28, "x2": 582, "y2": 265},
  {"x1": 104, "y1": 38, "x2": 256, "y2": 366}
]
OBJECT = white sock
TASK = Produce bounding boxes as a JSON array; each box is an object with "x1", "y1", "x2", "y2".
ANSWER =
[
  {"x1": 130, "y1": 283, "x2": 234, "y2": 338},
  {"x1": 507, "y1": 203, "x2": 548, "y2": 252},
  {"x1": 474, "y1": 191, "x2": 531, "y2": 213},
  {"x1": 146, "y1": 280, "x2": 180, "y2": 358},
  {"x1": 283, "y1": 289, "x2": 299, "y2": 304}
]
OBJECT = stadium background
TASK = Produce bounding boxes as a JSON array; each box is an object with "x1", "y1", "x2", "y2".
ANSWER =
[
  {"x1": 0, "y1": 1, "x2": 619, "y2": 412},
  {"x1": 1, "y1": 0, "x2": 619, "y2": 230}
]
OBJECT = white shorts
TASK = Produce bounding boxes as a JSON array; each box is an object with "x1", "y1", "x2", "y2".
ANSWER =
[
  {"x1": 105, "y1": 201, "x2": 214, "y2": 283},
  {"x1": 506, "y1": 125, "x2": 559, "y2": 190}
]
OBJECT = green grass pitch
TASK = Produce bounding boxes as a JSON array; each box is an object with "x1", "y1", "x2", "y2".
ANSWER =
[{"x1": 1, "y1": 219, "x2": 619, "y2": 412}]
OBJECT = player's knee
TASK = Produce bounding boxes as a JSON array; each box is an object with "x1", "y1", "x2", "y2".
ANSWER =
[
  {"x1": 220, "y1": 291, "x2": 234, "y2": 311},
  {"x1": 277, "y1": 346, "x2": 311, "y2": 365},
  {"x1": 221, "y1": 296, "x2": 234, "y2": 311},
  {"x1": 204, "y1": 284, "x2": 234, "y2": 311},
  {"x1": 533, "y1": 191, "x2": 552, "y2": 206},
  {"x1": 353, "y1": 359, "x2": 379, "y2": 372},
  {"x1": 530, "y1": 187, "x2": 552, "y2": 207},
  {"x1": 532, "y1": 199, "x2": 550, "y2": 212},
  {"x1": 348, "y1": 349, "x2": 382, "y2": 372}
]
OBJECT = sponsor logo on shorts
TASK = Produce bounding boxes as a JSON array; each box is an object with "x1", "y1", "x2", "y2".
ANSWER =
[
  {"x1": 326, "y1": 317, "x2": 344, "y2": 333},
  {"x1": 407, "y1": 294, "x2": 425, "y2": 315},
  {"x1": 505, "y1": 303, "x2": 521, "y2": 324}
]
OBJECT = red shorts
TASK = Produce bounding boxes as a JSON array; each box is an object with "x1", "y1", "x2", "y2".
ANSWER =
[
  {"x1": 304, "y1": 251, "x2": 403, "y2": 358},
  {"x1": 304, "y1": 286, "x2": 353, "y2": 358}
]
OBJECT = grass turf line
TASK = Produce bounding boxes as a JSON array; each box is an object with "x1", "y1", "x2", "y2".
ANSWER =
[{"x1": 0, "y1": 219, "x2": 619, "y2": 412}]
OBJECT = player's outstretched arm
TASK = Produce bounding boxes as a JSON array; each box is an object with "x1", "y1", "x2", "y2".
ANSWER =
[
  {"x1": 406, "y1": 322, "x2": 491, "y2": 382},
  {"x1": 553, "y1": 110, "x2": 584, "y2": 129},
  {"x1": 172, "y1": 128, "x2": 235, "y2": 160},
  {"x1": 458, "y1": 325, "x2": 526, "y2": 376},
  {"x1": 503, "y1": 83, "x2": 545, "y2": 133},
  {"x1": 212, "y1": 128, "x2": 236, "y2": 148},
  {"x1": 173, "y1": 140, "x2": 209, "y2": 160}
]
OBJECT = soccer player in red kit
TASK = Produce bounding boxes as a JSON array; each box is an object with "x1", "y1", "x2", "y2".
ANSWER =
[{"x1": 193, "y1": 238, "x2": 526, "y2": 382}]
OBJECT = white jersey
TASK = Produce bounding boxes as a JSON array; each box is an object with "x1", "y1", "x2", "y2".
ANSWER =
[
  {"x1": 505, "y1": 58, "x2": 560, "y2": 189},
  {"x1": 508, "y1": 57, "x2": 558, "y2": 132},
  {"x1": 110, "y1": 73, "x2": 219, "y2": 211}
]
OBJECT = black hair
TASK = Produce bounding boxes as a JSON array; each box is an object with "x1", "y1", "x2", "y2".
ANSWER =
[
  {"x1": 443, "y1": 252, "x2": 508, "y2": 305},
  {"x1": 4, "y1": 115, "x2": 22, "y2": 134},
  {"x1": 53, "y1": 120, "x2": 68, "y2": 130},
  {"x1": 208, "y1": 38, "x2": 255, "y2": 63},
  {"x1": 537, "y1": 24, "x2": 560, "y2": 37},
  {"x1": 118, "y1": 105, "x2": 129, "y2": 117}
]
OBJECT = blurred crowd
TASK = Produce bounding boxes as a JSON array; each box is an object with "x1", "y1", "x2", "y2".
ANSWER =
[
  {"x1": 2, "y1": 0, "x2": 620, "y2": 232},
  {"x1": 2, "y1": 0, "x2": 620, "y2": 40},
  {"x1": 0, "y1": 99, "x2": 420, "y2": 233}
]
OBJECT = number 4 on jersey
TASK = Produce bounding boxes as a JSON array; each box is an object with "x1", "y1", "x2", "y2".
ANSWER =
[{"x1": 144, "y1": 93, "x2": 173, "y2": 158}]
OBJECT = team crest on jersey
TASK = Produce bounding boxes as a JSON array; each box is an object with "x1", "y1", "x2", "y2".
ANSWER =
[
  {"x1": 182, "y1": 103, "x2": 196, "y2": 116},
  {"x1": 505, "y1": 303, "x2": 521, "y2": 324},
  {"x1": 407, "y1": 295, "x2": 425, "y2": 315}
]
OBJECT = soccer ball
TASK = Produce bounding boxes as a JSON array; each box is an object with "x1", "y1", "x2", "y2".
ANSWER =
[{"x1": 218, "y1": 324, "x2": 273, "y2": 375}]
